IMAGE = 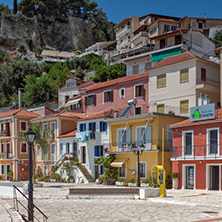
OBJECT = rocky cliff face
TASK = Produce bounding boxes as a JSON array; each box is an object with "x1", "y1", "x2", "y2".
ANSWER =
[{"x1": 0, "y1": 14, "x2": 94, "y2": 51}]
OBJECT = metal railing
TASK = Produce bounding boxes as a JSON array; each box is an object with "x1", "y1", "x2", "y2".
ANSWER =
[
  {"x1": 13, "y1": 185, "x2": 48, "y2": 222},
  {"x1": 171, "y1": 144, "x2": 221, "y2": 159},
  {"x1": 0, "y1": 130, "x2": 10, "y2": 137}
]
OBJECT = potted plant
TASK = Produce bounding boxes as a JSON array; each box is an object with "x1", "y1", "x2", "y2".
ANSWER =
[
  {"x1": 68, "y1": 176, "x2": 74, "y2": 183},
  {"x1": 141, "y1": 179, "x2": 149, "y2": 187},
  {"x1": 115, "y1": 178, "x2": 124, "y2": 186},
  {"x1": 157, "y1": 144, "x2": 161, "y2": 149},
  {"x1": 104, "y1": 147, "x2": 109, "y2": 152},
  {"x1": 166, "y1": 174, "x2": 172, "y2": 189},
  {"x1": 7, "y1": 170, "x2": 13, "y2": 181},
  {"x1": 128, "y1": 178, "x2": 136, "y2": 187},
  {"x1": 171, "y1": 172, "x2": 179, "y2": 189}
]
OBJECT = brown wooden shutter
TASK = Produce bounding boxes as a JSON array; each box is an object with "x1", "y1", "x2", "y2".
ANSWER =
[
  {"x1": 133, "y1": 65, "x2": 139, "y2": 75},
  {"x1": 110, "y1": 91, "x2": 113, "y2": 102},
  {"x1": 93, "y1": 95, "x2": 96, "y2": 105},
  {"x1": 85, "y1": 97, "x2": 88, "y2": 107},
  {"x1": 104, "y1": 92, "x2": 107, "y2": 103},
  {"x1": 142, "y1": 85, "x2": 145, "y2": 97},
  {"x1": 201, "y1": 68, "x2": 206, "y2": 81},
  {"x1": 136, "y1": 86, "x2": 139, "y2": 97}
]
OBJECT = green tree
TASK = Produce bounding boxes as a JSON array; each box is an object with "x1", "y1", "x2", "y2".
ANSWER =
[
  {"x1": 212, "y1": 30, "x2": 222, "y2": 49},
  {"x1": 75, "y1": 66, "x2": 85, "y2": 80},
  {"x1": 13, "y1": 0, "x2": 17, "y2": 14},
  {"x1": 0, "y1": 3, "x2": 11, "y2": 14}
]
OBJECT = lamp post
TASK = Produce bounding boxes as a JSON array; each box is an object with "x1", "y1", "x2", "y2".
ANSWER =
[
  {"x1": 25, "y1": 127, "x2": 36, "y2": 222},
  {"x1": 131, "y1": 143, "x2": 145, "y2": 187}
]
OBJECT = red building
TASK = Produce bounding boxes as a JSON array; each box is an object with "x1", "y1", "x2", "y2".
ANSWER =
[{"x1": 171, "y1": 103, "x2": 222, "y2": 190}]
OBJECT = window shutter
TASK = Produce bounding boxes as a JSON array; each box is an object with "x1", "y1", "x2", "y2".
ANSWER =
[
  {"x1": 142, "y1": 85, "x2": 145, "y2": 97},
  {"x1": 80, "y1": 124, "x2": 83, "y2": 132},
  {"x1": 145, "y1": 126, "x2": 152, "y2": 150},
  {"x1": 104, "y1": 92, "x2": 107, "y2": 103},
  {"x1": 110, "y1": 91, "x2": 113, "y2": 102},
  {"x1": 100, "y1": 165, "x2": 104, "y2": 175},
  {"x1": 104, "y1": 122, "x2": 107, "y2": 131},
  {"x1": 201, "y1": 68, "x2": 206, "y2": 81},
  {"x1": 136, "y1": 127, "x2": 142, "y2": 145},
  {"x1": 118, "y1": 130, "x2": 122, "y2": 148},
  {"x1": 135, "y1": 86, "x2": 139, "y2": 97},
  {"x1": 93, "y1": 95, "x2": 96, "y2": 105},
  {"x1": 94, "y1": 146, "x2": 99, "y2": 157},
  {"x1": 85, "y1": 97, "x2": 88, "y2": 107},
  {"x1": 89, "y1": 123, "x2": 92, "y2": 131},
  {"x1": 100, "y1": 121, "x2": 103, "y2": 132},
  {"x1": 126, "y1": 129, "x2": 131, "y2": 145}
]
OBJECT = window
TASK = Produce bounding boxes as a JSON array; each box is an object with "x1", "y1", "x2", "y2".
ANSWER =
[
  {"x1": 164, "y1": 25, "x2": 170, "y2": 32},
  {"x1": 51, "y1": 144, "x2": 55, "y2": 154},
  {"x1": 86, "y1": 95, "x2": 96, "y2": 106},
  {"x1": 100, "y1": 121, "x2": 107, "y2": 132},
  {"x1": 133, "y1": 64, "x2": 139, "y2": 75},
  {"x1": 157, "y1": 104, "x2": 164, "y2": 113},
  {"x1": 73, "y1": 143, "x2": 78, "y2": 158},
  {"x1": 66, "y1": 82, "x2": 76, "y2": 88},
  {"x1": 180, "y1": 100, "x2": 189, "y2": 114},
  {"x1": 201, "y1": 68, "x2": 206, "y2": 81},
  {"x1": 135, "y1": 84, "x2": 144, "y2": 98},
  {"x1": 136, "y1": 126, "x2": 152, "y2": 149},
  {"x1": 135, "y1": 106, "x2": 142, "y2": 115},
  {"x1": 5, "y1": 122, "x2": 10, "y2": 136},
  {"x1": 43, "y1": 165, "x2": 47, "y2": 175},
  {"x1": 171, "y1": 26, "x2": 177, "y2": 31},
  {"x1": 139, "y1": 162, "x2": 146, "y2": 178},
  {"x1": 66, "y1": 143, "x2": 70, "y2": 154},
  {"x1": 117, "y1": 129, "x2": 131, "y2": 151},
  {"x1": 37, "y1": 145, "x2": 41, "y2": 156},
  {"x1": 71, "y1": 103, "x2": 82, "y2": 110},
  {"x1": 104, "y1": 90, "x2": 113, "y2": 103},
  {"x1": 0, "y1": 122, "x2": 3, "y2": 131},
  {"x1": 160, "y1": 39, "x2": 165, "y2": 49},
  {"x1": 1, "y1": 143, "x2": 4, "y2": 154},
  {"x1": 183, "y1": 131, "x2": 193, "y2": 156},
  {"x1": 207, "y1": 128, "x2": 219, "y2": 155},
  {"x1": 180, "y1": 68, "x2": 189, "y2": 83},
  {"x1": 50, "y1": 122, "x2": 55, "y2": 133},
  {"x1": 79, "y1": 123, "x2": 86, "y2": 132},
  {"x1": 89, "y1": 122, "x2": 96, "y2": 139},
  {"x1": 21, "y1": 143, "x2": 27, "y2": 153},
  {"x1": 120, "y1": 88, "x2": 125, "y2": 98},
  {"x1": 198, "y1": 22, "x2": 203, "y2": 29},
  {"x1": 1, "y1": 165, "x2": 4, "y2": 175},
  {"x1": 20, "y1": 121, "x2": 27, "y2": 131},
  {"x1": 157, "y1": 74, "x2": 166, "y2": 88},
  {"x1": 167, "y1": 125, "x2": 173, "y2": 144},
  {"x1": 118, "y1": 163, "x2": 126, "y2": 177},
  {"x1": 145, "y1": 62, "x2": 151, "y2": 72},
  {"x1": 37, "y1": 165, "x2": 41, "y2": 171},
  {"x1": 65, "y1": 95, "x2": 69, "y2": 101},
  {"x1": 94, "y1": 145, "x2": 103, "y2": 157},
  {"x1": 60, "y1": 143, "x2": 63, "y2": 155},
  {"x1": 175, "y1": 35, "x2": 181, "y2": 45},
  {"x1": 43, "y1": 123, "x2": 48, "y2": 130}
]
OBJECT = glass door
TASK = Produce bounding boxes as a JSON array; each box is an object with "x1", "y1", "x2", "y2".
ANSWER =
[
  {"x1": 186, "y1": 166, "x2": 194, "y2": 189},
  {"x1": 210, "y1": 166, "x2": 219, "y2": 190}
]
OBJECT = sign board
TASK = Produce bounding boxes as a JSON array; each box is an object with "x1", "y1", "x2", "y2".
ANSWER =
[{"x1": 190, "y1": 103, "x2": 215, "y2": 122}]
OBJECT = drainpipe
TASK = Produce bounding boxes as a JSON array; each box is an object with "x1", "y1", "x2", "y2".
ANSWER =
[
  {"x1": 18, "y1": 88, "x2": 22, "y2": 108},
  {"x1": 189, "y1": 20, "x2": 193, "y2": 51}
]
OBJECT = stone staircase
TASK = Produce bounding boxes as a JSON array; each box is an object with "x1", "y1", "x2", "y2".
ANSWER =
[{"x1": 78, "y1": 165, "x2": 95, "y2": 183}]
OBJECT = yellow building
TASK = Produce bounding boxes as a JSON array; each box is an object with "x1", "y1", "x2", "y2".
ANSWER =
[{"x1": 107, "y1": 112, "x2": 186, "y2": 183}]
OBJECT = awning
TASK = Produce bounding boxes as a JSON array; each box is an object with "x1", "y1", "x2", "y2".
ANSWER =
[
  {"x1": 110, "y1": 159, "x2": 127, "y2": 168},
  {"x1": 151, "y1": 47, "x2": 181, "y2": 62},
  {"x1": 66, "y1": 98, "x2": 81, "y2": 106}
]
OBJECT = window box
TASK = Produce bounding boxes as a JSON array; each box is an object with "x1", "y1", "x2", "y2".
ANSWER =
[
  {"x1": 128, "y1": 182, "x2": 137, "y2": 187},
  {"x1": 115, "y1": 181, "x2": 124, "y2": 186}
]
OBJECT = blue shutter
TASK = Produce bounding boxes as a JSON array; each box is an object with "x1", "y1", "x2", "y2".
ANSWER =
[
  {"x1": 104, "y1": 122, "x2": 107, "y2": 131},
  {"x1": 94, "y1": 146, "x2": 99, "y2": 157},
  {"x1": 100, "y1": 121, "x2": 103, "y2": 132},
  {"x1": 93, "y1": 122, "x2": 96, "y2": 131},
  {"x1": 80, "y1": 124, "x2": 83, "y2": 132},
  {"x1": 100, "y1": 165, "x2": 104, "y2": 175},
  {"x1": 89, "y1": 123, "x2": 92, "y2": 130}
]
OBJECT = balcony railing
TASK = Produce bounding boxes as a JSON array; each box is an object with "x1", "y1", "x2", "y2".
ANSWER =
[
  {"x1": 196, "y1": 79, "x2": 220, "y2": 88},
  {"x1": 131, "y1": 31, "x2": 149, "y2": 42},
  {"x1": 0, "y1": 153, "x2": 13, "y2": 159},
  {"x1": 0, "y1": 130, "x2": 10, "y2": 137},
  {"x1": 116, "y1": 25, "x2": 131, "y2": 38},
  {"x1": 171, "y1": 144, "x2": 222, "y2": 159}
]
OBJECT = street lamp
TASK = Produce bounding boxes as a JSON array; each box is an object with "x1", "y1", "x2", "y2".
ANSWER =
[
  {"x1": 25, "y1": 127, "x2": 36, "y2": 222},
  {"x1": 131, "y1": 143, "x2": 145, "y2": 187}
]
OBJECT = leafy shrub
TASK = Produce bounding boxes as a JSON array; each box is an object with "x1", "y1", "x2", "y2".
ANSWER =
[
  {"x1": 130, "y1": 178, "x2": 135, "y2": 183},
  {"x1": 118, "y1": 178, "x2": 124, "y2": 182},
  {"x1": 18, "y1": 44, "x2": 27, "y2": 54},
  {"x1": 171, "y1": 172, "x2": 178, "y2": 178}
]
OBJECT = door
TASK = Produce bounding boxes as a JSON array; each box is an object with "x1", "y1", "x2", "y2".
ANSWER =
[
  {"x1": 82, "y1": 146, "x2": 86, "y2": 163},
  {"x1": 210, "y1": 166, "x2": 219, "y2": 190},
  {"x1": 184, "y1": 132, "x2": 192, "y2": 155},
  {"x1": 6, "y1": 165, "x2": 10, "y2": 180},
  {"x1": 186, "y1": 166, "x2": 194, "y2": 189},
  {"x1": 6, "y1": 143, "x2": 10, "y2": 159},
  {"x1": 73, "y1": 143, "x2": 78, "y2": 158}
]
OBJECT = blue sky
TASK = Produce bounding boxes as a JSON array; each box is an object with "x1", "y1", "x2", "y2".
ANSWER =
[{"x1": 1, "y1": 0, "x2": 222, "y2": 24}]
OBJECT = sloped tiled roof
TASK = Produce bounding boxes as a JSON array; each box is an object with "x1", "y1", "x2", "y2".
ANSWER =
[
  {"x1": 59, "y1": 79, "x2": 94, "y2": 90},
  {"x1": 171, "y1": 109, "x2": 222, "y2": 128},
  {"x1": 78, "y1": 109, "x2": 115, "y2": 121},
  {"x1": 57, "y1": 129, "x2": 77, "y2": 138},
  {"x1": 66, "y1": 94, "x2": 82, "y2": 103},
  {"x1": 150, "y1": 52, "x2": 219, "y2": 71},
  {"x1": 214, "y1": 46, "x2": 222, "y2": 53},
  {"x1": 82, "y1": 72, "x2": 149, "y2": 92},
  {"x1": 0, "y1": 108, "x2": 40, "y2": 118}
]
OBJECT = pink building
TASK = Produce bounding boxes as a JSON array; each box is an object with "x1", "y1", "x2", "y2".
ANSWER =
[{"x1": 68, "y1": 72, "x2": 149, "y2": 116}]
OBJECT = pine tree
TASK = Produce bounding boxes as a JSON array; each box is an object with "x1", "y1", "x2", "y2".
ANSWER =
[{"x1": 13, "y1": 0, "x2": 17, "y2": 14}]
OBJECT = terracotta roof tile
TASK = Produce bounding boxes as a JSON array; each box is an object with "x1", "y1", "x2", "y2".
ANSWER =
[
  {"x1": 171, "y1": 109, "x2": 222, "y2": 128},
  {"x1": 0, "y1": 108, "x2": 40, "y2": 118},
  {"x1": 149, "y1": 29, "x2": 188, "y2": 40},
  {"x1": 57, "y1": 129, "x2": 77, "y2": 138},
  {"x1": 79, "y1": 109, "x2": 115, "y2": 121},
  {"x1": 59, "y1": 79, "x2": 94, "y2": 90},
  {"x1": 83, "y1": 72, "x2": 149, "y2": 92},
  {"x1": 150, "y1": 52, "x2": 219, "y2": 70},
  {"x1": 66, "y1": 94, "x2": 82, "y2": 102},
  {"x1": 214, "y1": 46, "x2": 222, "y2": 53}
]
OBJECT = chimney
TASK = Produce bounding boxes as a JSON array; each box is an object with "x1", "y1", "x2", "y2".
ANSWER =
[
  {"x1": 198, "y1": 93, "x2": 203, "y2": 106},
  {"x1": 204, "y1": 13, "x2": 206, "y2": 19},
  {"x1": 18, "y1": 88, "x2": 22, "y2": 108},
  {"x1": 114, "y1": 111, "x2": 119, "y2": 118},
  {"x1": 203, "y1": 95, "x2": 210, "y2": 105}
]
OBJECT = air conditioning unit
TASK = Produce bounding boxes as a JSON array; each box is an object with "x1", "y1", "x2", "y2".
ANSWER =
[
  {"x1": 8, "y1": 153, "x2": 13, "y2": 158},
  {"x1": 18, "y1": 159, "x2": 23, "y2": 164}
]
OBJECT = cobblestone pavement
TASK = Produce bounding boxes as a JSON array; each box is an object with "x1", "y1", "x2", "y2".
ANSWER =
[{"x1": 2, "y1": 182, "x2": 222, "y2": 222}]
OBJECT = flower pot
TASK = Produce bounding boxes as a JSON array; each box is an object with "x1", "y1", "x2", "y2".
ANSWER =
[
  {"x1": 115, "y1": 181, "x2": 124, "y2": 186},
  {"x1": 141, "y1": 183, "x2": 149, "y2": 187},
  {"x1": 128, "y1": 182, "x2": 137, "y2": 187},
  {"x1": 172, "y1": 178, "x2": 178, "y2": 190}
]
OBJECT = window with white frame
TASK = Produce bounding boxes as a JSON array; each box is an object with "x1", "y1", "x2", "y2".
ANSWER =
[
  {"x1": 43, "y1": 165, "x2": 47, "y2": 175},
  {"x1": 136, "y1": 126, "x2": 151, "y2": 150},
  {"x1": 135, "y1": 84, "x2": 144, "y2": 98},
  {"x1": 60, "y1": 143, "x2": 63, "y2": 155},
  {"x1": 1, "y1": 143, "x2": 4, "y2": 153},
  {"x1": 37, "y1": 165, "x2": 41, "y2": 171},
  {"x1": 51, "y1": 144, "x2": 55, "y2": 155},
  {"x1": 183, "y1": 131, "x2": 193, "y2": 156},
  {"x1": 103, "y1": 90, "x2": 113, "y2": 103},
  {"x1": 207, "y1": 128, "x2": 219, "y2": 155},
  {"x1": 43, "y1": 123, "x2": 48, "y2": 130},
  {"x1": 66, "y1": 143, "x2": 70, "y2": 154},
  {"x1": 117, "y1": 129, "x2": 131, "y2": 150},
  {"x1": 20, "y1": 143, "x2": 27, "y2": 153},
  {"x1": 120, "y1": 88, "x2": 125, "y2": 98},
  {"x1": 118, "y1": 163, "x2": 126, "y2": 178},
  {"x1": 1, "y1": 164, "x2": 4, "y2": 175},
  {"x1": 20, "y1": 121, "x2": 27, "y2": 131},
  {"x1": 50, "y1": 122, "x2": 55, "y2": 133},
  {"x1": 139, "y1": 162, "x2": 146, "y2": 178},
  {"x1": 37, "y1": 145, "x2": 41, "y2": 156},
  {"x1": 0, "y1": 122, "x2": 3, "y2": 131}
]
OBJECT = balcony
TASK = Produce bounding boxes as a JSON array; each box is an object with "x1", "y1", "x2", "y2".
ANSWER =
[
  {"x1": 196, "y1": 79, "x2": 220, "y2": 91},
  {"x1": 131, "y1": 32, "x2": 149, "y2": 43},
  {"x1": 171, "y1": 144, "x2": 221, "y2": 160},
  {"x1": 0, "y1": 130, "x2": 10, "y2": 137},
  {"x1": 117, "y1": 39, "x2": 130, "y2": 49},
  {"x1": 116, "y1": 25, "x2": 131, "y2": 38}
]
